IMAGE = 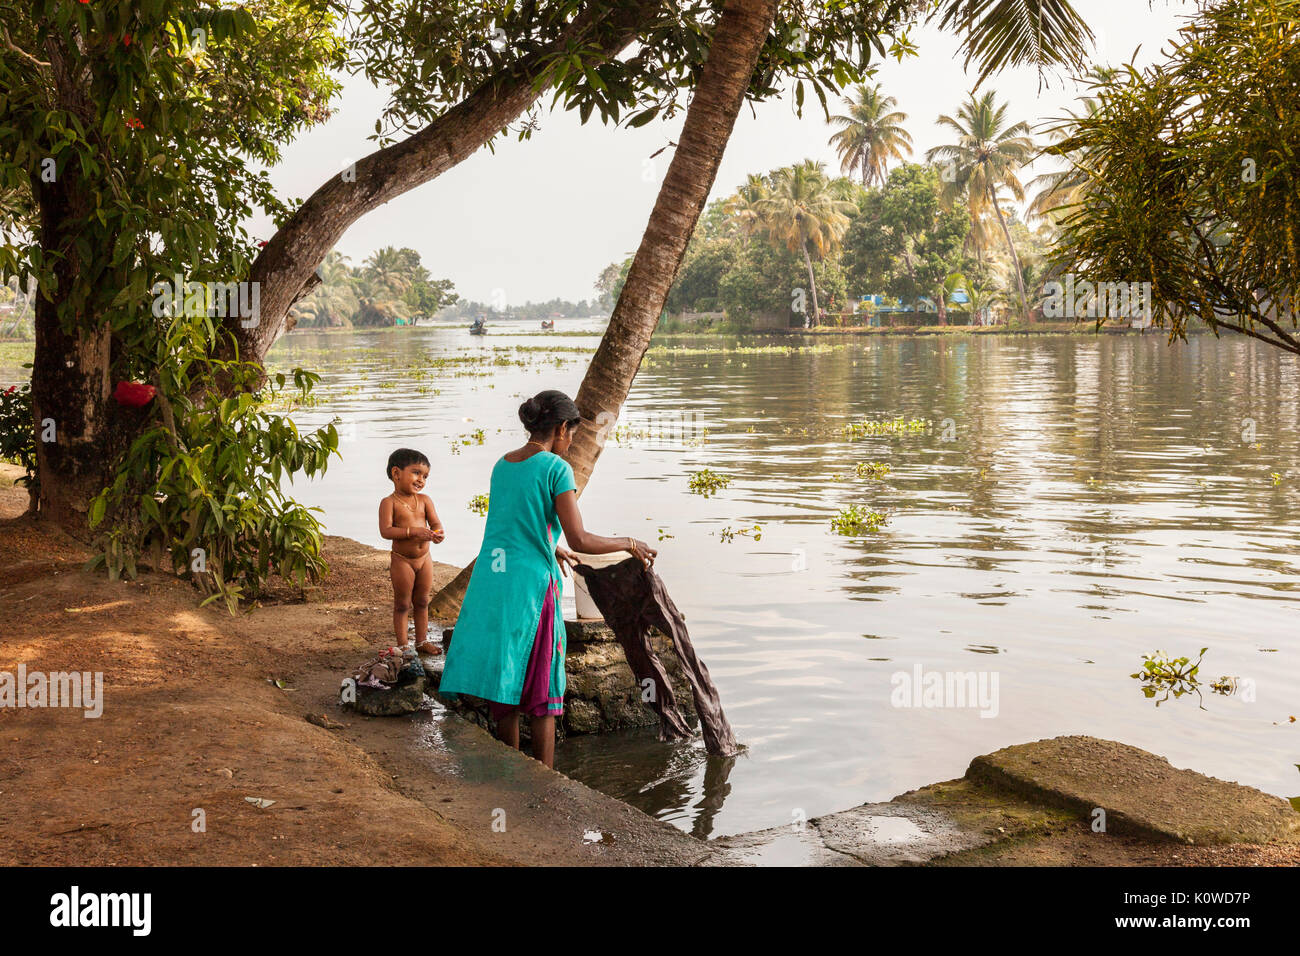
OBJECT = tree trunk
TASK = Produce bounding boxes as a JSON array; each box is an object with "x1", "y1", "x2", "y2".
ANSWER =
[
  {"x1": 31, "y1": 297, "x2": 113, "y2": 531},
  {"x1": 225, "y1": 1, "x2": 658, "y2": 370},
  {"x1": 989, "y1": 185, "x2": 1028, "y2": 320},
  {"x1": 429, "y1": 0, "x2": 779, "y2": 620},
  {"x1": 30, "y1": 166, "x2": 116, "y2": 533},
  {"x1": 801, "y1": 241, "x2": 820, "y2": 328}
]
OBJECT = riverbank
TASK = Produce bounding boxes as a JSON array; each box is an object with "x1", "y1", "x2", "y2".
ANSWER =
[{"x1": 1, "y1": 469, "x2": 1296, "y2": 866}]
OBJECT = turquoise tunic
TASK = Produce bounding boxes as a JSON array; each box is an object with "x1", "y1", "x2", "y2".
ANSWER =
[{"x1": 439, "y1": 451, "x2": 576, "y2": 707}]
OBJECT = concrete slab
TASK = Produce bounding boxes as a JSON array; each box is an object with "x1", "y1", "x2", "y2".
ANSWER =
[{"x1": 967, "y1": 735, "x2": 1300, "y2": 845}]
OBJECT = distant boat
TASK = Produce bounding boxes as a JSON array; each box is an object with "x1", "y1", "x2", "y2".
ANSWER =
[
  {"x1": 540, "y1": 320, "x2": 554, "y2": 330},
  {"x1": 469, "y1": 315, "x2": 487, "y2": 335}
]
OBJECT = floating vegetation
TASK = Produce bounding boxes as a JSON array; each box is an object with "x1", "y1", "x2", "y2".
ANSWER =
[
  {"x1": 647, "y1": 343, "x2": 842, "y2": 357},
  {"x1": 468, "y1": 493, "x2": 489, "y2": 516},
  {"x1": 688, "y1": 468, "x2": 732, "y2": 497},
  {"x1": 718, "y1": 523, "x2": 762, "y2": 543},
  {"x1": 842, "y1": 417, "x2": 930, "y2": 439},
  {"x1": 855, "y1": 462, "x2": 891, "y2": 479},
  {"x1": 830, "y1": 505, "x2": 888, "y2": 535},
  {"x1": 656, "y1": 528, "x2": 675, "y2": 542},
  {"x1": 1271, "y1": 472, "x2": 1283, "y2": 486},
  {"x1": 1131, "y1": 648, "x2": 1206, "y2": 706},
  {"x1": 1209, "y1": 675, "x2": 1244, "y2": 696}
]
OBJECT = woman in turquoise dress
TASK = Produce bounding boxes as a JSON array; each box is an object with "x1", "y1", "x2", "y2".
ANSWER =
[{"x1": 439, "y1": 390, "x2": 657, "y2": 768}]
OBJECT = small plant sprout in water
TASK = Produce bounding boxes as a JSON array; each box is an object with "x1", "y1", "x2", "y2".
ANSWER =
[
  {"x1": 468, "y1": 493, "x2": 489, "y2": 516},
  {"x1": 1131, "y1": 648, "x2": 1207, "y2": 707},
  {"x1": 1270, "y1": 472, "x2": 1283, "y2": 486},
  {"x1": 656, "y1": 528, "x2": 675, "y2": 542},
  {"x1": 830, "y1": 505, "x2": 888, "y2": 535},
  {"x1": 717, "y1": 524, "x2": 762, "y2": 543},
  {"x1": 688, "y1": 468, "x2": 732, "y2": 498},
  {"x1": 855, "y1": 462, "x2": 891, "y2": 479},
  {"x1": 1209, "y1": 675, "x2": 1244, "y2": 696}
]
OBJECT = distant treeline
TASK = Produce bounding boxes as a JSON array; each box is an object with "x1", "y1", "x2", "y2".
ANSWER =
[
  {"x1": 291, "y1": 247, "x2": 458, "y2": 328},
  {"x1": 435, "y1": 296, "x2": 611, "y2": 322}
]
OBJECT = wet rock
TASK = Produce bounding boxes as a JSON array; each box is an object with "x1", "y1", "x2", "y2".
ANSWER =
[
  {"x1": 430, "y1": 621, "x2": 698, "y2": 738},
  {"x1": 344, "y1": 666, "x2": 428, "y2": 717},
  {"x1": 565, "y1": 620, "x2": 616, "y2": 644},
  {"x1": 562, "y1": 629, "x2": 698, "y2": 735}
]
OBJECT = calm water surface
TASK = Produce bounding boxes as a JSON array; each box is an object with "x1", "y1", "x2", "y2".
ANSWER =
[{"x1": 268, "y1": 321, "x2": 1300, "y2": 838}]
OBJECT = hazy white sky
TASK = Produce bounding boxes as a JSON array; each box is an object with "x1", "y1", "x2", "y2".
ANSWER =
[{"x1": 251, "y1": 1, "x2": 1190, "y2": 305}]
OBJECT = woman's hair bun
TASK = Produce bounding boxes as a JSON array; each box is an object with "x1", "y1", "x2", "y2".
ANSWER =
[
  {"x1": 519, "y1": 390, "x2": 581, "y2": 435},
  {"x1": 518, "y1": 397, "x2": 542, "y2": 430}
]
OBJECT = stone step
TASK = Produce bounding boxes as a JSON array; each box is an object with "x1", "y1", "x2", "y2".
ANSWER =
[{"x1": 967, "y1": 735, "x2": 1300, "y2": 845}]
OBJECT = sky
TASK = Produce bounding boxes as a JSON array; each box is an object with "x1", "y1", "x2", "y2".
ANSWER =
[{"x1": 249, "y1": 1, "x2": 1191, "y2": 306}]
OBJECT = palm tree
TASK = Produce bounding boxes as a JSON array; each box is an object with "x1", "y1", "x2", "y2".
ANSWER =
[
  {"x1": 1027, "y1": 72, "x2": 1113, "y2": 223},
  {"x1": 354, "y1": 246, "x2": 418, "y2": 325},
  {"x1": 947, "y1": 271, "x2": 1005, "y2": 326},
  {"x1": 291, "y1": 251, "x2": 359, "y2": 328},
  {"x1": 722, "y1": 173, "x2": 771, "y2": 238},
  {"x1": 756, "y1": 161, "x2": 858, "y2": 326},
  {"x1": 926, "y1": 91, "x2": 1036, "y2": 318},
  {"x1": 828, "y1": 84, "x2": 913, "y2": 187}
]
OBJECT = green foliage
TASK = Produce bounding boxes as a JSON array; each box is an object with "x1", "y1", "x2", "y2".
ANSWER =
[
  {"x1": 0, "y1": 1, "x2": 346, "y2": 338},
  {"x1": 87, "y1": 311, "x2": 338, "y2": 613},
  {"x1": 843, "y1": 163, "x2": 970, "y2": 309},
  {"x1": 717, "y1": 523, "x2": 762, "y2": 543},
  {"x1": 1046, "y1": 0, "x2": 1300, "y2": 355},
  {"x1": 1131, "y1": 648, "x2": 1207, "y2": 706},
  {"x1": 343, "y1": 1, "x2": 929, "y2": 145},
  {"x1": 842, "y1": 417, "x2": 930, "y2": 439},
  {"x1": 855, "y1": 461, "x2": 891, "y2": 479},
  {"x1": 687, "y1": 468, "x2": 732, "y2": 498},
  {"x1": 0, "y1": 381, "x2": 36, "y2": 487},
  {"x1": 468, "y1": 493, "x2": 489, "y2": 516},
  {"x1": 830, "y1": 504, "x2": 888, "y2": 535},
  {"x1": 292, "y1": 246, "x2": 458, "y2": 328},
  {"x1": 828, "y1": 83, "x2": 914, "y2": 186}
]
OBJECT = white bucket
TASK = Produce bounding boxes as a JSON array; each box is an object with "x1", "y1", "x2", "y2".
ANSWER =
[{"x1": 571, "y1": 550, "x2": 633, "y2": 620}]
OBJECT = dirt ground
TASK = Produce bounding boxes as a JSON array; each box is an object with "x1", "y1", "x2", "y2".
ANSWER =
[{"x1": 1, "y1": 468, "x2": 1295, "y2": 867}]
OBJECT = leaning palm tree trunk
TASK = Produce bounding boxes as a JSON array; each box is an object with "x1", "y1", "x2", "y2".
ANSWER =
[
  {"x1": 430, "y1": 0, "x2": 780, "y2": 619},
  {"x1": 801, "y1": 241, "x2": 820, "y2": 327},
  {"x1": 989, "y1": 185, "x2": 1028, "y2": 319}
]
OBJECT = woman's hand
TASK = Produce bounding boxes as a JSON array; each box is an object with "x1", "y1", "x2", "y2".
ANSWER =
[
  {"x1": 627, "y1": 538, "x2": 657, "y2": 567},
  {"x1": 430, "y1": 527, "x2": 445, "y2": 544},
  {"x1": 555, "y1": 545, "x2": 579, "y2": 576}
]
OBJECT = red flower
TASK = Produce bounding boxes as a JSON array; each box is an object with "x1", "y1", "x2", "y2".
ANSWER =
[
  {"x1": 256, "y1": 240, "x2": 268, "y2": 248},
  {"x1": 113, "y1": 381, "x2": 156, "y2": 408},
  {"x1": 125, "y1": 117, "x2": 144, "y2": 130},
  {"x1": 123, "y1": 34, "x2": 132, "y2": 46}
]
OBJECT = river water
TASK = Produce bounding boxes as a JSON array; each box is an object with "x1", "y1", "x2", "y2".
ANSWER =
[{"x1": 268, "y1": 320, "x2": 1300, "y2": 838}]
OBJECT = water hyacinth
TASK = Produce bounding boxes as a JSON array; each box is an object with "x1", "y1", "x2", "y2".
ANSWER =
[
  {"x1": 842, "y1": 417, "x2": 930, "y2": 439},
  {"x1": 688, "y1": 468, "x2": 732, "y2": 497},
  {"x1": 830, "y1": 505, "x2": 888, "y2": 535}
]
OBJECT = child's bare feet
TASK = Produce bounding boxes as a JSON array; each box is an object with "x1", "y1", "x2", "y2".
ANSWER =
[{"x1": 415, "y1": 638, "x2": 442, "y2": 656}]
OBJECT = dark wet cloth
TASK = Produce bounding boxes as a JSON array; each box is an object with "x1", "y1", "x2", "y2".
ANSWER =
[{"x1": 572, "y1": 558, "x2": 738, "y2": 757}]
